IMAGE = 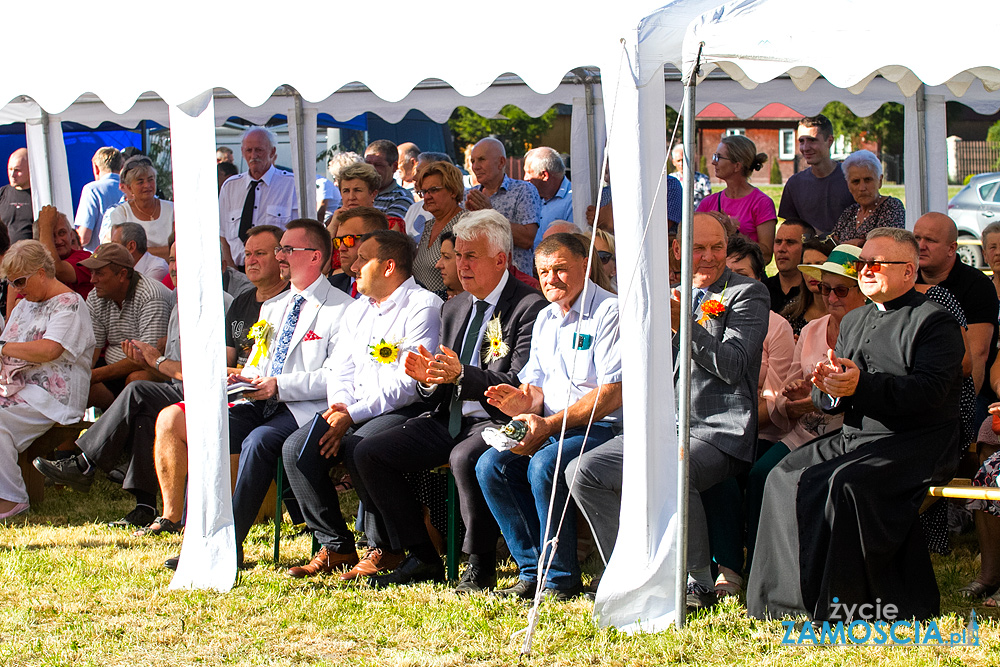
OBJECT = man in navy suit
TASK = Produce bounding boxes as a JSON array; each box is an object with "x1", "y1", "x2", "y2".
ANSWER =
[{"x1": 341, "y1": 210, "x2": 547, "y2": 590}]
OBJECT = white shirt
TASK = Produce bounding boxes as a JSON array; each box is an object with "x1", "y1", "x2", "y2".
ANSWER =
[
  {"x1": 519, "y1": 281, "x2": 622, "y2": 420},
  {"x1": 459, "y1": 271, "x2": 509, "y2": 419},
  {"x1": 326, "y1": 276, "x2": 442, "y2": 423},
  {"x1": 219, "y1": 164, "x2": 298, "y2": 264},
  {"x1": 101, "y1": 199, "x2": 175, "y2": 248},
  {"x1": 133, "y1": 252, "x2": 169, "y2": 281},
  {"x1": 404, "y1": 200, "x2": 430, "y2": 241}
]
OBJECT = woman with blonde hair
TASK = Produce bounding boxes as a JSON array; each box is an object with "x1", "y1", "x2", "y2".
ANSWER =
[
  {"x1": 412, "y1": 161, "x2": 466, "y2": 296},
  {"x1": 101, "y1": 156, "x2": 173, "y2": 258},
  {"x1": 0, "y1": 240, "x2": 95, "y2": 520},
  {"x1": 697, "y1": 135, "x2": 777, "y2": 262}
]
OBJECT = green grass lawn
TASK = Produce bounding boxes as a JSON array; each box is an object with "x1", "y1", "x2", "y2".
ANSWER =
[{"x1": 1, "y1": 478, "x2": 998, "y2": 666}]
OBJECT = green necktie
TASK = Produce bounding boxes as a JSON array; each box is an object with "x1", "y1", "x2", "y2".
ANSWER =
[{"x1": 449, "y1": 300, "x2": 489, "y2": 437}]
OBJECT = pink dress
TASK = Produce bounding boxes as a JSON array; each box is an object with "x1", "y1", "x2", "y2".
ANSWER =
[
  {"x1": 771, "y1": 314, "x2": 843, "y2": 449},
  {"x1": 758, "y1": 311, "x2": 795, "y2": 443},
  {"x1": 697, "y1": 188, "x2": 776, "y2": 241}
]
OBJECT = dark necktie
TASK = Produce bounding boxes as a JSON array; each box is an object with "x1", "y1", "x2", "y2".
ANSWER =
[
  {"x1": 263, "y1": 294, "x2": 305, "y2": 417},
  {"x1": 239, "y1": 179, "x2": 263, "y2": 243},
  {"x1": 448, "y1": 299, "x2": 489, "y2": 437}
]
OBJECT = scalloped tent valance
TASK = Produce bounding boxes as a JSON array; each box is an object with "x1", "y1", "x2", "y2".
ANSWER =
[{"x1": 682, "y1": 0, "x2": 1000, "y2": 95}]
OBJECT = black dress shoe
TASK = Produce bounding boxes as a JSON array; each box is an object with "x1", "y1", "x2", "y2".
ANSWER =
[
  {"x1": 369, "y1": 554, "x2": 444, "y2": 588},
  {"x1": 491, "y1": 579, "x2": 537, "y2": 600},
  {"x1": 542, "y1": 581, "x2": 584, "y2": 602},
  {"x1": 454, "y1": 563, "x2": 497, "y2": 595},
  {"x1": 32, "y1": 456, "x2": 93, "y2": 493},
  {"x1": 108, "y1": 505, "x2": 156, "y2": 529}
]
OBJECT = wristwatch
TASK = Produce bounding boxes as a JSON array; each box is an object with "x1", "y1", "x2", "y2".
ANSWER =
[
  {"x1": 453, "y1": 366, "x2": 465, "y2": 395},
  {"x1": 155, "y1": 355, "x2": 168, "y2": 370}
]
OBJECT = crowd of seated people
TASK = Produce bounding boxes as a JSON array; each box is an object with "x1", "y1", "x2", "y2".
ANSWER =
[{"x1": 2, "y1": 117, "x2": 997, "y2": 623}]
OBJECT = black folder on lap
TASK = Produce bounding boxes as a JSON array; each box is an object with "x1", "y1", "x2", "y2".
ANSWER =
[{"x1": 295, "y1": 412, "x2": 328, "y2": 472}]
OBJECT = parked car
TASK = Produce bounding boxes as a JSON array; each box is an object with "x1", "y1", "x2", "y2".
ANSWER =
[{"x1": 948, "y1": 171, "x2": 1000, "y2": 268}]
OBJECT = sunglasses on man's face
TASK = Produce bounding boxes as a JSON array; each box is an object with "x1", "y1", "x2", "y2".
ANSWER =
[
  {"x1": 853, "y1": 258, "x2": 909, "y2": 273},
  {"x1": 333, "y1": 234, "x2": 364, "y2": 250}
]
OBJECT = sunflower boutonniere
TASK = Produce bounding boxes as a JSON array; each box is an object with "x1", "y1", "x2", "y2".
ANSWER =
[{"x1": 369, "y1": 338, "x2": 404, "y2": 364}]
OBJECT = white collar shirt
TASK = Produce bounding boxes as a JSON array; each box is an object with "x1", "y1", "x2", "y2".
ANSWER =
[
  {"x1": 219, "y1": 164, "x2": 298, "y2": 265},
  {"x1": 518, "y1": 280, "x2": 622, "y2": 420},
  {"x1": 327, "y1": 276, "x2": 442, "y2": 423},
  {"x1": 459, "y1": 270, "x2": 510, "y2": 419}
]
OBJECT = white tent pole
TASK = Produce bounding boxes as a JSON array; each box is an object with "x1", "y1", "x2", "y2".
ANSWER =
[
  {"x1": 675, "y1": 76, "x2": 696, "y2": 631},
  {"x1": 167, "y1": 92, "x2": 237, "y2": 592},
  {"x1": 585, "y1": 77, "x2": 599, "y2": 204},
  {"x1": 916, "y1": 84, "x2": 929, "y2": 216},
  {"x1": 289, "y1": 91, "x2": 317, "y2": 219}
]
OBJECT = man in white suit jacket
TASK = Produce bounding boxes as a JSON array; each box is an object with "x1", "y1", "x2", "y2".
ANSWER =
[{"x1": 230, "y1": 218, "x2": 352, "y2": 559}]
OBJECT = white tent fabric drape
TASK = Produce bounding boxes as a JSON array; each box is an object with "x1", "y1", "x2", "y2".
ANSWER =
[{"x1": 167, "y1": 94, "x2": 237, "y2": 591}]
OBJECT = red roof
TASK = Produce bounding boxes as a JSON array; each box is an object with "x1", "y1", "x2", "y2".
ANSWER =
[{"x1": 697, "y1": 102, "x2": 802, "y2": 120}]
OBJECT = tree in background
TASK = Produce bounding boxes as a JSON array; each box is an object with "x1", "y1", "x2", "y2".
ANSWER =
[
  {"x1": 449, "y1": 105, "x2": 557, "y2": 157},
  {"x1": 770, "y1": 158, "x2": 782, "y2": 184},
  {"x1": 821, "y1": 101, "x2": 904, "y2": 155}
]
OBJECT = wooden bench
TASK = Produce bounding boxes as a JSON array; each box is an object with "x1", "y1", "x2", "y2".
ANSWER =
[{"x1": 17, "y1": 421, "x2": 93, "y2": 505}]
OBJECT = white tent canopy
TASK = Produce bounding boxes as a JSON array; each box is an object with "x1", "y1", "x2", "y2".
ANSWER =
[
  {"x1": 7, "y1": 0, "x2": 668, "y2": 593},
  {"x1": 682, "y1": 0, "x2": 1000, "y2": 225}
]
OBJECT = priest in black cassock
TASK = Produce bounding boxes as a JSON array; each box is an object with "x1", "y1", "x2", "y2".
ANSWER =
[{"x1": 747, "y1": 227, "x2": 965, "y2": 622}]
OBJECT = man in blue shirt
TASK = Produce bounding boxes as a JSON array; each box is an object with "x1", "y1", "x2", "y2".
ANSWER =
[
  {"x1": 75, "y1": 147, "x2": 124, "y2": 250},
  {"x1": 524, "y1": 147, "x2": 573, "y2": 249}
]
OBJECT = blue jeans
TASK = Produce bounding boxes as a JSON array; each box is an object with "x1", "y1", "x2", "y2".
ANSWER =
[{"x1": 476, "y1": 422, "x2": 616, "y2": 590}]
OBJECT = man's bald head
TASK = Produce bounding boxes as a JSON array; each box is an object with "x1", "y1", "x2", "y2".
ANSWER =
[
  {"x1": 7, "y1": 148, "x2": 29, "y2": 190},
  {"x1": 915, "y1": 212, "x2": 958, "y2": 244},
  {"x1": 542, "y1": 221, "x2": 580, "y2": 239},
  {"x1": 470, "y1": 138, "x2": 507, "y2": 189},
  {"x1": 913, "y1": 212, "x2": 959, "y2": 276}
]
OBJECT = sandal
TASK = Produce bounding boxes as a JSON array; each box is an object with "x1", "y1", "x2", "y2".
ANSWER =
[
  {"x1": 334, "y1": 474, "x2": 354, "y2": 494},
  {"x1": 985, "y1": 591, "x2": 1000, "y2": 608},
  {"x1": 133, "y1": 516, "x2": 183, "y2": 537},
  {"x1": 958, "y1": 580, "x2": 999, "y2": 599},
  {"x1": 715, "y1": 571, "x2": 744, "y2": 598}
]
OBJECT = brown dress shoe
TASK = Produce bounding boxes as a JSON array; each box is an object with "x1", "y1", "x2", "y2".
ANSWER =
[
  {"x1": 287, "y1": 546, "x2": 359, "y2": 578},
  {"x1": 340, "y1": 547, "x2": 405, "y2": 581}
]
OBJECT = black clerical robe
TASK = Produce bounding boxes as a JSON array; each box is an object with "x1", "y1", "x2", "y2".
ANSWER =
[{"x1": 747, "y1": 289, "x2": 964, "y2": 622}]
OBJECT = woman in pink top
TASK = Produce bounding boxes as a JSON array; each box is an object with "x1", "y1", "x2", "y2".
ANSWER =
[
  {"x1": 745, "y1": 244, "x2": 866, "y2": 573},
  {"x1": 697, "y1": 135, "x2": 777, "y2": 263}
]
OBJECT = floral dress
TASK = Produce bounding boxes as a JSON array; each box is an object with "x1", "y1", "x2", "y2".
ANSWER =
[{"x1": 0, "y1": 291, "x2": 96, "y2": 424}]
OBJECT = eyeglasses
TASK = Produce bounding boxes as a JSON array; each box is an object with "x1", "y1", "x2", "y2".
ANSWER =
[
  {"x1": 818, "y1": 283, "x2": 858, "y2": 298},
  {"x1": 597, "y1": 250, "x2": 613, "y2": 264},
  {"x1": 711, "y1": 153, "x2": 736, "y2": 164},
  {"x1": 853, "y1": 258, "x2": 909, "y2": 273},
  {"x1": 9, "y1": 275, "x2": 29, "y2": 289},
  {"x1": 416, "y1": 186, "x2": 446, "y2": 198},
  {"x1": 274, "y1": 246, "x2": 318, "y2": 256},
  {"x1": 332, "y1": 234, "x2": 364, "y2": 250}
]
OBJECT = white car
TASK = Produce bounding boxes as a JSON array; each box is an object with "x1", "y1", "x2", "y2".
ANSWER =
[{"x1": 947, "y1": 171, "x2": 1000, "y2": 268}]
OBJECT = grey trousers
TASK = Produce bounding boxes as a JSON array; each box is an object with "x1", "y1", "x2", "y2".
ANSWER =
[{"x1": 567, "y1": 435, "x2": 747, "y2": 571}]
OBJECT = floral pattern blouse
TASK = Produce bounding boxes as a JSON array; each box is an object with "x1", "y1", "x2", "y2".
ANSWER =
[{"x1": 0, "y1": 291, "x2": 96, "y2": 424}]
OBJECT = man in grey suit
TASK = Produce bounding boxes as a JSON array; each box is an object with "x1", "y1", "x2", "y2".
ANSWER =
[{"x1": 567, "y1": 212, "x2": 769, "y2": 609}]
